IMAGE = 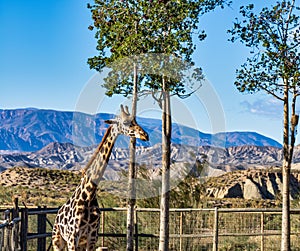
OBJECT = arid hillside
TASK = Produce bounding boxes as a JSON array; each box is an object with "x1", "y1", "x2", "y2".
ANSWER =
[
  {"x1": 205, "y1": 168, "x2": 300, "y2": 200},
  {"x1": 0, "y1": 167, "x2": 80, "y2": 207},
  {"x1": 1, "y1": 166, "x2": 299, "y2": 209}
]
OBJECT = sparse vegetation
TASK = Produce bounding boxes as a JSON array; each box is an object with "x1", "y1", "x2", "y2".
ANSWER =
[
  {"x1": 0, "y1": 167, "x2": 80, "y2": 207},
  {"x1": 1, "y1": 166, "x2": 300, "y2": 209},
  {"x1": 0, "y1": 167, "x2": 127, "y2": 208}
]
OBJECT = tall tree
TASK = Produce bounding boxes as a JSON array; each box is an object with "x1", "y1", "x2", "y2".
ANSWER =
[
  {"x1": 88, "y1": 3, "x2": 143, "y2": 250},
  {"x1": 228, "y1": 1, "x2": 300, "y2": 250},
  {"x1": 88, "y1": 1, "x2": 230, "y2": 250},
  {"x1": 127, "y1": 62, "x2": 138, "y2": 251}
]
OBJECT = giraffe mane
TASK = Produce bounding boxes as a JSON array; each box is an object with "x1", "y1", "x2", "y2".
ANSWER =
[{"x1": 83, "y1": 125, "x2": 113, "y2": 173}]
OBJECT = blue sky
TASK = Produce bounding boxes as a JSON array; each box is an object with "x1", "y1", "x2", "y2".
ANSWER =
[{"x1": 0, "y1": 0, "x2": 293, "y2": 144}]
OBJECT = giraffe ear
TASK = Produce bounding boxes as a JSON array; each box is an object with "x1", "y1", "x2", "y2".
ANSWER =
[{"x1": 104, "y1": 119, "x2": 117, "y2": 125}]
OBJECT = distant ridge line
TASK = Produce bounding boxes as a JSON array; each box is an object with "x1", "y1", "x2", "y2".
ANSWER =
[{"x1": 0, "y1": 108, "x2": 282, "y2": 151}]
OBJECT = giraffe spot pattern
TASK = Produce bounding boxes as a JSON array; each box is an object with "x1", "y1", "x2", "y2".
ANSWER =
[{"x1": 81, "y1": 191, "x2": 87, "y2": 200}]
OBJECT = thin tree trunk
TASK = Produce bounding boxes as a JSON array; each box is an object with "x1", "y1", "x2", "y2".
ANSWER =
[
  {"x1": 282, "y1": 87, "x2": 299, "y2": 251},
  {"x1": 281, "y1": 82, "x2": 290, "y2": 251},
  {"x1": 288, "y1": 88, "x2": 298, "y2": 168},
  {"x1": 126, "y1": 63, "x2": 138, "y2": 251},
  {"x1": 159, "y1": 76, "x2": 171, "y2": 251},
  {"x1": 281, "y1": 2, "x2": 297, "y2": 249}
]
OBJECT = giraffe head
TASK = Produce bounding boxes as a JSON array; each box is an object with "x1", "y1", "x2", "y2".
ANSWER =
[{"x1": 105, "y1": 105, "x2": 149, "y2": 141}]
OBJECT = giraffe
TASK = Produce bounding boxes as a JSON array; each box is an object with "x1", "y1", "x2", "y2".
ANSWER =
[{"x1": 52, "y1": 105, "x2": 149, "y2": 251}]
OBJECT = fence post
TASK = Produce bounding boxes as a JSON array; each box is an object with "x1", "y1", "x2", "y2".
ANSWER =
[
  {"x1": 213, "y1": 207, "x2": 219, "y2": 251},
  {"x1": 37, "y1": 206, "x2": 47, "y2": 251},
  {"x1": 260, "y1": 212, "x2": 264, "y2": 251},
  {"x1": 179, "y1": 211, "x2": 183, "y2": 251},
  {"x1": 0, "y1": 225, "x2": 3, "y2": 251},
  {"x1": 12, "y1": 198, "x2": 20, "y2": 251},
  {"x1": 20, "y1": 208, "x2": 28, "y2": 251},
  {"x1": 12, "y1": 198, "x2": 19, "y2": 219},
  {"x1": 101, "y1": 211, "x2": 105, "y2": 247},
  {"x1": 134, "y1": 208, "x2": 138, "y2": 251},
  {"x1": 3, "y1": 210, "x2": 10, "y2": 251}
]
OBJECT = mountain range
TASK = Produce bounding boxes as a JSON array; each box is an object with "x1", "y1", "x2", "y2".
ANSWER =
[
  {"x1": 2, "y1": 141, "x2": 300, "y2": 190},
  {"x1": 0, "y1": 108, "x2": 282, "y2": 152},
  {"x1": 0, "y1": 142, "x2": 289, "y2": 178},
  {"x1": 0, "y1": 108, "x2": 288, "y2": 180},
  {"x1": 2, "y1": 108, "x2": 300, "y2": 202}
]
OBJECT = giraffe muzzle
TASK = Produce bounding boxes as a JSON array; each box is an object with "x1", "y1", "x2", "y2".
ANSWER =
[{"x1": 140, "y1": 132, "x2": 149, "y2": 141}]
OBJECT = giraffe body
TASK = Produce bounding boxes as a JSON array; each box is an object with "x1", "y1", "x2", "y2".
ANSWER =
[{"x1": 52, "y1": 105, "x2": 148, "y2": 251}]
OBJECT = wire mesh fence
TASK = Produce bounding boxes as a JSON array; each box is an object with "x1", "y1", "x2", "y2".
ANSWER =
[
  {"x1": 99, "y1": 208, "x2": 300, "y2": 251},
  {"x1": 2, "y1": 205, "x2": 300, "y2": 250}
]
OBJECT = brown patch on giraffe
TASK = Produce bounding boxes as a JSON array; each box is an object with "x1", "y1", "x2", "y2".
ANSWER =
[
  {"x1": 77, "y1": 199, "x2": 85, "y2": 207},
  {"x1": 85, "y1": 183, "x2": 94, "y2": 193},
  {"x1": 81, "y1": 191, "x2": 87, "y2": 200}
]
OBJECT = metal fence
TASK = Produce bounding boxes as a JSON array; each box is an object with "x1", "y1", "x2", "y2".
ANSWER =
[
  {"x1": 0, "y1": 200, "x2": 58, "y2": 251},
  {"x1": 98, "y1": 208, "x2": 300, "y2": 251},
  {"x1": 1, "y1": 205, "x2": 300, "y2": 251},
  {"x1": 0, "y1": 209, "x2": 21, "y2": 251}
]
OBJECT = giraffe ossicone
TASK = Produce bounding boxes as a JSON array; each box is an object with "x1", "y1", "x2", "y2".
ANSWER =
[{"x1": 52, "y1": 105, "x2": 148, "y2": 251}]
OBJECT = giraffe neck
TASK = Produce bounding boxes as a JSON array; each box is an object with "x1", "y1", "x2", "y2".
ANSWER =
[{"x1": 84, "y1": 125, "x2": 118, "y2": 186}]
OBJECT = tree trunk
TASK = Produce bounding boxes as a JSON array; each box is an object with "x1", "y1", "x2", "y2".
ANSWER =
[
  {"x1": 159, "y1": 76, "x2": 171, "y2": 251},
  {"x1": 126, "y1": 63, "x2": 138, "y2": 251},
  {"x1": 281, "y1": 83, "x2": 290, "y2": 251},
  {"x1": 281, "y1": 87, "x2": 299, "y2": 251},
  {"x1": 288, "y1": 88, "x2": 298, "y2": 168}
]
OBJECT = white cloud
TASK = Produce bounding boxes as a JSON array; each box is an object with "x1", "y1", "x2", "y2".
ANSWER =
[{"x1": 240, "y1": 98, "x2": 282, "y2": 119}]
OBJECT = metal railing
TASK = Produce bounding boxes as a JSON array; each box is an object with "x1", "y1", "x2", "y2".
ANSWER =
[
  {"x1": 2, "y1": 204, "x2": 300, "y2": 251},
  {"x1": 97, "y1": 207, "x2": 300, "y2": 251},
  {"x1": 0, "y1": 209, "x2": 21, "y2": 251}
]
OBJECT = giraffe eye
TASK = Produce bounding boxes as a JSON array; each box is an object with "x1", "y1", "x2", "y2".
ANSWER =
[{"x1": 123, "y1": 121, "x2": 131, "y2": 126}]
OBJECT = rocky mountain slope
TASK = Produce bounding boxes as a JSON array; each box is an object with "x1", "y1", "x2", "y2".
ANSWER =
[
  {"x1": 2, "y1": 142, "x2": 300, "y2": 180},
  {"x1": 0, "y1": 108, "x2": 282, "y2": 152},
  {"x1": 1, "y1": 167, "x2": 300, "y2": 207},
  {"x1": 205, "y1": 169, "x2": 300, "y2": 200}
]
